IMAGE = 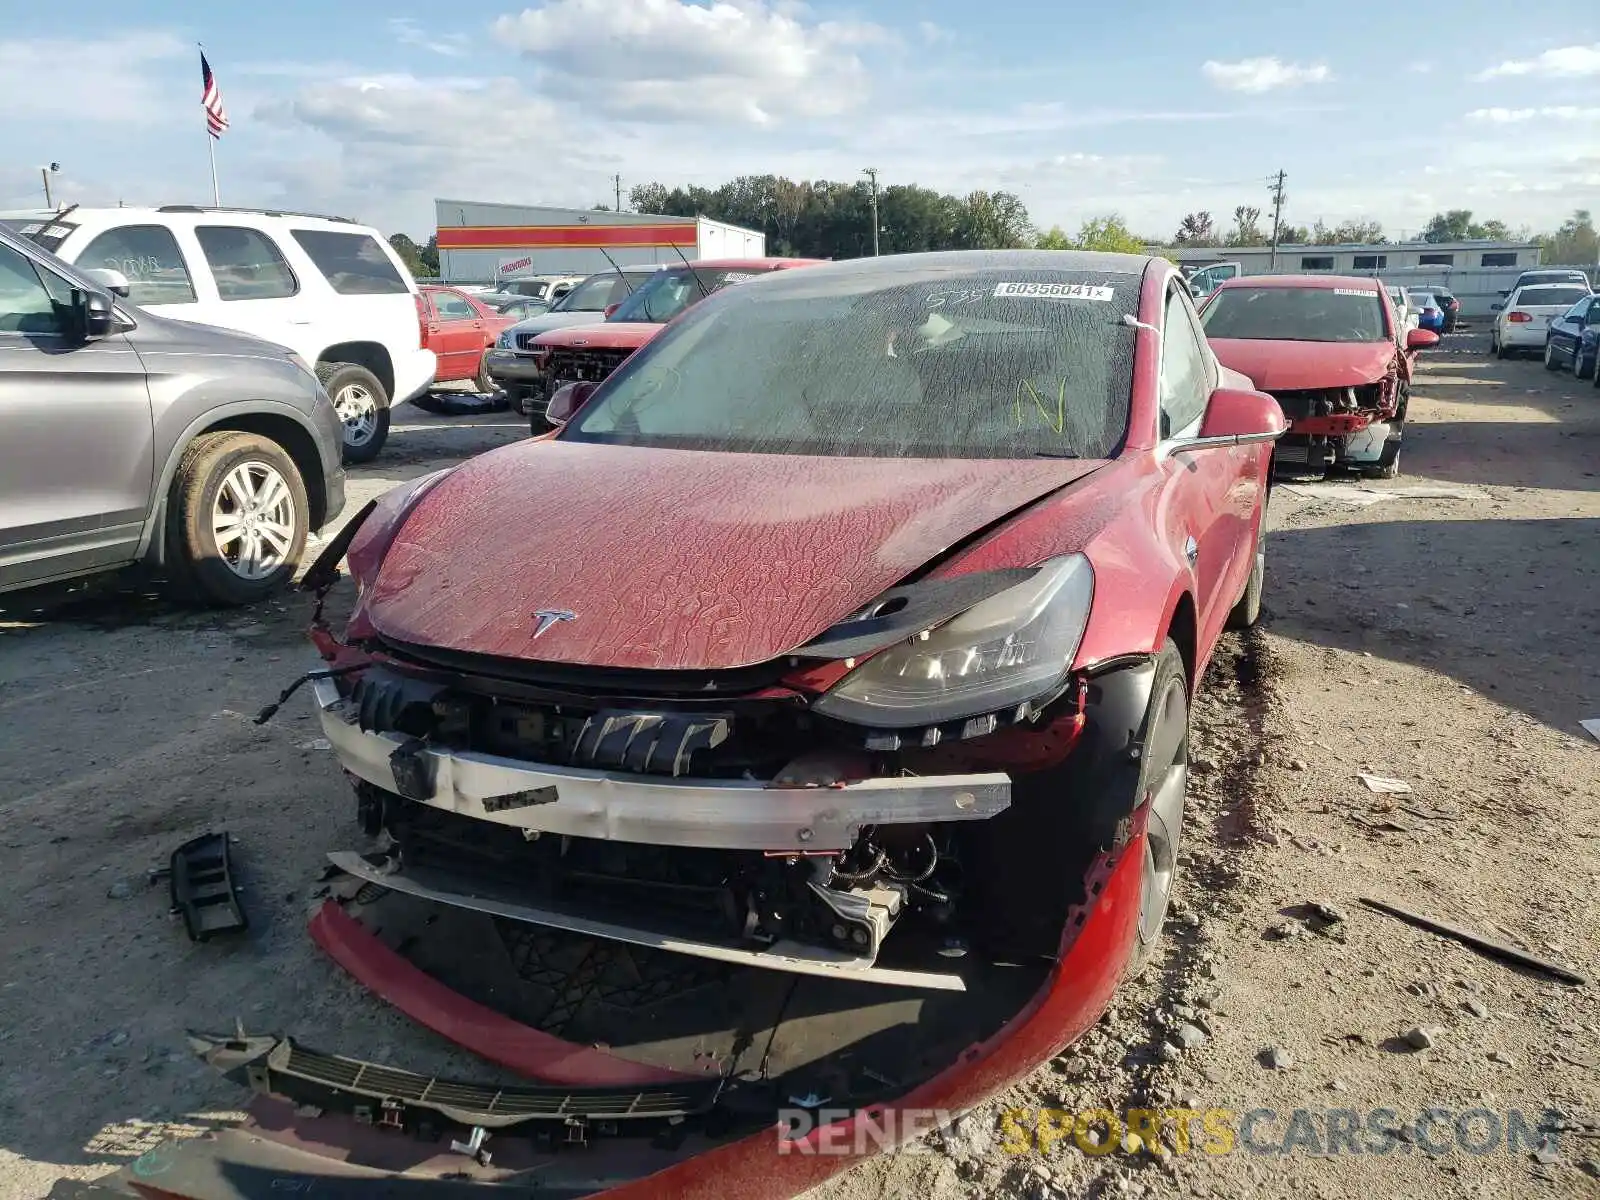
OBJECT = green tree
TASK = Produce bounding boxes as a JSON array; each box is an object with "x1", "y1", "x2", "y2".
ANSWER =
[
  {"x1": 1174, "y1": 212, "x2": 1218, "y2": 246},
  {"x1": 1275, "y1": 224, "x2": 1310, "y2": 245},
  {"x1": 421, "y1": 235, "x2": 439, "y2": 275},
  {"x1": 1035, "y1": 226, "x2": 1073, "y2": 250},
  {"x1": 1544, "y1": 209, "x2": 1599, "y2": 265},
  {"x1": 1072, "y1": 214, "x2": 1147, "y2": 253},
  {"x1": 388, "y1": 233, "x2": 429, "y2": 278},
  {"x1": 1476, "y1": 219, "x2": 1511, "y2": 241},
  {"x1": 1227, "y1": 205, "x2": 1268, "y2": 246},
  {"x1": 1331, "y1": 218, "x2": 1384, "y2": 243},
  {"x1": 1421, "y1": 210, "x2": 1476, "y2": 243}
]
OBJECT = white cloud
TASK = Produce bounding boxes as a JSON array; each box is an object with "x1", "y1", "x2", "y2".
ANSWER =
[
  {"x1": 1467, "y1": 106, "x2": 1600, "y2": 122},
  {"x1": 389, "y1": 18, "x2": 472, "y2": 57},
  {"x1": 918, "y1": 21, "x2": 953, "y2": 45},
  {"x1": 1408, "y1": 62, "x2": 1434, "y2": 74},
  {"x1": 1201, "y1": 56, "x2": 1332, "y2": 93},
  {"x1": 0, "y1": 32, "x2": 188, "y2": 124},
  {"x1": 1475, "y1": 43, "x2": 1600, "y2": 79},
  {"x1": 493, "y1": 0, "x2": 890, "y2": 124}
]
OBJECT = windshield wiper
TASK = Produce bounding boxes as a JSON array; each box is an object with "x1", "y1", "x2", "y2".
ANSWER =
[{"x1": 1033, "y1": 450, "x2": 1079, "y2": 459}]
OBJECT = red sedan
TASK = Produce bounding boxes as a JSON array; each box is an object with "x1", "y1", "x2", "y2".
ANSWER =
[
  {"x1": 524, "y1": 257, "x2": 821, "y2": 428},
  {"x1": 220, "y1": 251, "x2": 1284, "y2": 1196},
  {"x1": 417, "y1": 284, "x2": 519, "y2": 393},
  {"x1": 1199, "y1": 274, "x2": 1438, "y2": 479}
]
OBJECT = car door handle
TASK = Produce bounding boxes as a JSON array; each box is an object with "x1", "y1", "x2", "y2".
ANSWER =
[{"x1": 1184, "y1": 535, "x2": 1199, "y2": 566}]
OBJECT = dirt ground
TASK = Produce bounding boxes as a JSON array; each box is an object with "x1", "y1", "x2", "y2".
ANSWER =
[{"x1": 2, "y1": 345, "x2": 1596, "y2": 1199}]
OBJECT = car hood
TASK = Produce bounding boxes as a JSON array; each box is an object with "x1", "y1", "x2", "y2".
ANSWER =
[
  {"x1": 505, "y1": 311, "x2": 615, "y2": 338},
  {"x1": 534, "y1": 323, "x2": 661, "y2": 350},
  {"x1": 365, "y1": 442, "x2": 1104, "y2": 671},
  {"x1": 1207, "y1": 338, "x2": 1396, "y2": 391}
]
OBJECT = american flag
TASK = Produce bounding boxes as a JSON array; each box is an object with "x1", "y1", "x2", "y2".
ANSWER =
[{"x1": 201, "y1": 51, "x2": 229, "y2": 139}]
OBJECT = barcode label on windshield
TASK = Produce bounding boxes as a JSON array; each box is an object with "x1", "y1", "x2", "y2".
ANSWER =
[
  {"x1": 1333, "y1": 289, "x2": 1370, "y2": 296},
  {"x1": 993, "y1": 281, "x2": 1115, "y2": 302}
]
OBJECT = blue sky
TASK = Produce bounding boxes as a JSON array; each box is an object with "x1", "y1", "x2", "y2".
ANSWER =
[{"x1": 5, "y1": 1, "x2": 1600, "y2": 243}]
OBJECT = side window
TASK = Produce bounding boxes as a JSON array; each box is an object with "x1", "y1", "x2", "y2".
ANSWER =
[
  {"x1": 1159, "y1": 288, "x2": 1210, "y2": 437},
  {"x1": 290, "y1": 230, "x2": 409, "y2": 295},
  {"x1": 0, "y1": 242, "x2": 65, "y2": 336},
  {"x1": 194, "y1": 226, "x2": 298, "y2": 300},
  {"x1": 432, "y1": 291, "x2": 475, "y2": 319},
  {"x1": 74, "y1": 225, "x2": 196, "y2": 305}
]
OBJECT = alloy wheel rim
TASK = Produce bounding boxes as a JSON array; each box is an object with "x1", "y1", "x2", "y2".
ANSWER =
[
  {"x1": 211, "y1": 460, "x2": 296, "y2": 581},
  {"x1": 335, "y1": 383, "x2": 378, "y2": 446},
  {"x1": 1137, "y1": 676, "x2": 1190, "y2": 945}
]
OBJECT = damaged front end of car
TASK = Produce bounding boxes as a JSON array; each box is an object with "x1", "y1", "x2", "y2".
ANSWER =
[
  {"x1": 265, "y1": 497, "x2": 1160, "y2": 1195},
  {"x1": 1267, "y1": 379, "x2": 1402, "y2": 473}
]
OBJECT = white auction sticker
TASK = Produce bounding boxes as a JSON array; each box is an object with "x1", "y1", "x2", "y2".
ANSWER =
[
  {"x1": 1333, "y1": 288, "x2": 1371, "y2": 296},
  {"x1": 993, "y1": 281, "x2": 1115, "y2": 302}
]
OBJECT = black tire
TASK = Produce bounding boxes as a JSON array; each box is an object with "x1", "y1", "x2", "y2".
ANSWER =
[
  {"x1": 1363, "y1": 443, "x2": 1401, "y2": 480},
  {"x1": 164, "y1": 432, "x2": 309, "y2": 606},
  {"x1": 1225, "y1": 532, "x2": 1265, "y2": 629},
  {"x1": 1544, "y1": 341, "x2": 1562, "y2": 371},
  {"x1": 1495, "y1": 336, "x2": 1510, "y2": 360},
  {"x1": 474, "y1": 354, "x2": 497, "y2": 397},
  {"x1": 505, "y1": 386, "x2": 528, "y2": 417},
  {"x1": 317, "y1": 362, "x2": 390, "y2": 464},
  {"x1": 1127, "y1": 640, "x2": 1191, "y2": 978},
  {"x1": 1579, "y1": 351, "x2": 1596, "y2": 381}
]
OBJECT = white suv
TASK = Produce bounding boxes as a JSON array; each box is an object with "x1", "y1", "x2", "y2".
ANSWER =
[{"x1": 1, "y1": 205, "x2": 437, "y2": 462}]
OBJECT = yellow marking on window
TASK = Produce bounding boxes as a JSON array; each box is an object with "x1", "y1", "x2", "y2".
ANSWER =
[{"x1": 1014, "y1": 377, "x2": 1066, "y2": 434}]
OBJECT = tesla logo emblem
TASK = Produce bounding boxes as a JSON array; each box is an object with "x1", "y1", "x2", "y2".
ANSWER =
[{"x1": 532, "y1": 609, "x2": 576, "y2": 639}]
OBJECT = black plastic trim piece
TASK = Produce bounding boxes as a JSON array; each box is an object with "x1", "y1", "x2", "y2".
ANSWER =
[{"x1": 165, "y1": 832, "x2": 248, "y2": 942}]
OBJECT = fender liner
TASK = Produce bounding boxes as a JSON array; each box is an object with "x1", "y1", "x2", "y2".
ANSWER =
[{"x1": 962, "y1": 653, "x2": 1159, "y2": 957}]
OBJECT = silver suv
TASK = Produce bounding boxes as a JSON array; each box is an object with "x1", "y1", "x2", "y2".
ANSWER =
[{"x1": 0, "y1": 223, "x2": 345, "y2": 605}]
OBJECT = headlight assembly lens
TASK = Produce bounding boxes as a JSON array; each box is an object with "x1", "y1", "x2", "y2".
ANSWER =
[{"x1": 814, "y1": 554, "x2": 1094, "y2": 728}]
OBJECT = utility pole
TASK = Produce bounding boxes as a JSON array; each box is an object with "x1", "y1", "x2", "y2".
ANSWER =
[
  {"x1": 863, "y1": 167, "x2": 880, "y2": 256},
  {"x1": 1268, "y1": 169, "x2": 1287, "y2": 270},
  {"x1": 614, "y1": 174, "x2": 622, "y2": 212},
  {"x1": 40, "y1": 162, "x2": 60, "y2": 209}
]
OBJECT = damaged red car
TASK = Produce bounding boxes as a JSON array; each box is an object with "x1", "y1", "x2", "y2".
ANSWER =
[
  {"x1": 523, "y1": 257, "x2": 821, "y2": 430},
  {"x1": 269, "y1": 251, "x2": 1285, "y2": 1196},
  {"x1": 1199, "y1": 274, "x2": 1438, "y2": 479}
]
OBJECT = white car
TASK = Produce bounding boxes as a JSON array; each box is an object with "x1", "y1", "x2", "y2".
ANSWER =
[
  {"x1": 1385, "y1": 285, "x2": 1420, "y2": 334},
  {"x1": 1492, "y1": 282, "x2": 1595, "y2": 359},
  {"x1": 0, "y1": 205, "x2": 437, "y2": 462}
]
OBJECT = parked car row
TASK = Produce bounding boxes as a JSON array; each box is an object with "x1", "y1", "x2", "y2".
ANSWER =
[
  {"x1": 1, "y1": 205, "x2": 436, "y2": 465},
  {"x1": 0, "y1": 218, "x2": 347, "y2": 605},
  {"x1": 1491, "y1": 281, "x2": 1594, "y2": 359}
]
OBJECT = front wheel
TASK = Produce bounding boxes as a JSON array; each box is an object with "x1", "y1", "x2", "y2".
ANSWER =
[
  {"x1": 165, "y1": 432, "x2": 309, "y2": 606},
  {"x1": 474, "y1": 354, "x2": 498, "y2": 397},
  {"x1": 1580, "y1": 350, "x2": 1597, "y2": 381},
  {"x1": 1544, "y1": 341, "x2": 1560, "y2": 370},
  {"x1": 1225, "y1": 533, "x2": 1265, "y2": 629},
  {"x1": 1128, "y1": 640, "x2": 1191, "y2": 978},
  {"x1": 318, "y1": 362, "x2": 391, "y2": 464}
]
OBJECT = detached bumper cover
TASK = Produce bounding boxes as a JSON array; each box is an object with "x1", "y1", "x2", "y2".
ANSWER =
[{"x1": 312, "y1": 677, "x2": 1011, "y2": 853}]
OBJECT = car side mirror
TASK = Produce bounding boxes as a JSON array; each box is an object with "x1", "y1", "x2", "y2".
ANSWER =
[
  {"x1": 70, "y1": 288, "x2": 118, "y2": 341},
  {"x1": 1489, "y1": 303, "x2": 1503, "y2": 312},
  {"x1": 545, "y1": 380, "x2": 597, "y2": 427},
  {"x1": 1168, "y1": 387, "x2": 1287, "y2": 453},
  {"x1": 603, "y1": 303, "x2": 621, "y2": 319},
  {"x1": 82, "y1": 267, "x2": 131, "y2": 298},
  {"x1": 1405, "y1": 328, "x2": 1440, "y2": 351}
]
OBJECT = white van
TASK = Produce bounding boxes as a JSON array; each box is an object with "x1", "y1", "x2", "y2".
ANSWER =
[{"x1": 2, "y1": 205, "x2": 437, "y2": 461}]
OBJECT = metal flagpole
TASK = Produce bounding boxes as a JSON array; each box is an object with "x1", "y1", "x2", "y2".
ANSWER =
[{"x1": 208, "y1": 133, "x2": 220, "y2": 206}]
